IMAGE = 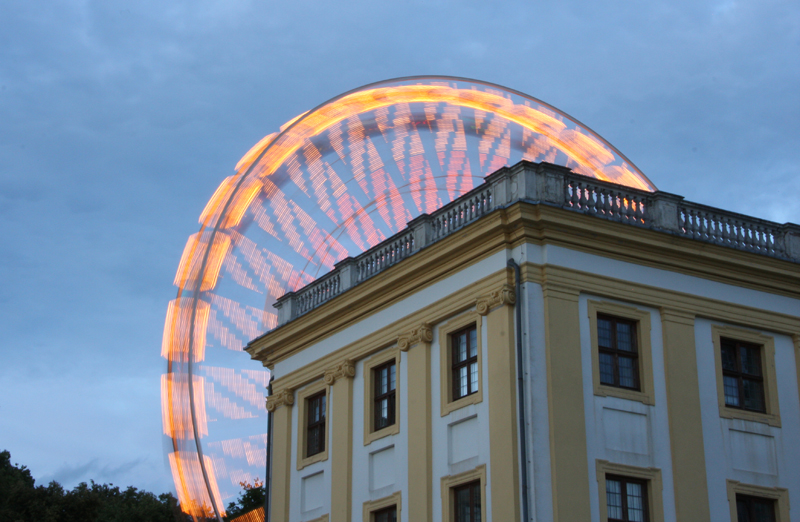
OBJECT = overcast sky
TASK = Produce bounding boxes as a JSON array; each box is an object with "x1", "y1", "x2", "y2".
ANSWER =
[{"x1": 1, "y1": 0, "x2": 798, "y2": 497}]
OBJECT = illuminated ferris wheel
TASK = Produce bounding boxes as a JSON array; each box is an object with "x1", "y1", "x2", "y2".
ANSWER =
[{"x1": 161, "y1": 76, "x2": 656, "y2": 520}]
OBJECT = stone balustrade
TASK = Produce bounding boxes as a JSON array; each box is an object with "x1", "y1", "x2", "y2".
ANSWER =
[{"x1": 274, "y1": 161, "x2": 800, "y2": 325}]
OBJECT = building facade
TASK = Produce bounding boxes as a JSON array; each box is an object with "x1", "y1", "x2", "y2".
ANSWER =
[{"x1": 246, "y1": 160, "x2": 800, "y2": 522}]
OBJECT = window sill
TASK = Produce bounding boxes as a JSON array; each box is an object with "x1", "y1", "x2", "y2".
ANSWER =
[
  {"x1": 594, "y1": 384, "x2": 655, "y2": 406},
  {"x1": 719, "y1": 406, "x2": 781, "y2": 428},
  {"x1": 364, "y1": 422, "x2": 400, "y2": 446},
  {"x1": 441, "y1": 389, "x2": 483, "y2": 417},
  {"x1": 297, "y1": 450, "x2": 328, "y2": 471}
]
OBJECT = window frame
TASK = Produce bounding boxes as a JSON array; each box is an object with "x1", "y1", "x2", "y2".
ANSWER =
[
  {"x1": 452, "y1": 481, "x2": 481, "y2": 522},
  {"x1": 441, "y1": 464, "x2": 486, "y2": 522},
  {"x1": 451, "y1": 325, "x2": 479, "y2": 401},
  {"x1": 588, "y1": 301, "x2": 655, "y2": 405},
  {"x1": 305, "y1": 391, "x2": 326, "y2": 457},
  {"x1": 720, "y1": 338, "x2": 766, "y2": 413},
  {"x1": 712, "y1": 325, "x2": 781, "y2": 427},
  {"x1": 596, "y1": 460, "x2": 663, "y2": 522},
  {"x1": 726, "y1": 480, "x2": 789, "y2": 522},
  {"x1": 604, "y1": 474, "x2": 649, "y2": 522},
  {"x1": 296, "y1": 380, "x2": 329, "y2": 470},
  {"x1": 597, "y1": 314, "x2": 641, "y2": 391},
  {"x1": 440, "y1": 312, "x2": 483, "y2": 417},
  {"x1": 362, "y1": 491, "x2": 401, "y2": 522},
  {"x1": 374, "y1": 360, "x2": 397, "y2": 430},
  {"x1": 736, "y1": 494, "x2": 776, "y2": 522},
  {"x1": 363, "y1": 348, "x2": 401, "y2": 445}
]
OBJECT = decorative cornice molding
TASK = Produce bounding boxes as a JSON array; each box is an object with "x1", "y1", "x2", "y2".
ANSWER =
[
  {"x1": 324, "y1": 359, "x2": 356, "y2": 384},
  {"x1": 398, "y1": 323, "x2": 433, "y2": 351},
  {"x1": 265, "y1": 388, "x2": 294, "y2": 412},
  {"x1": 476, "y1": 284, "x2": 516, "y2": 315},
  {"x1": 659, "y1": 307, "x2": 696, "y2": 325}
]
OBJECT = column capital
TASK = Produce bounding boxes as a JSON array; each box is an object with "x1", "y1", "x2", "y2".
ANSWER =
[
  {"x1": 324, "y1": 359, "x2": 356, "y2": 384},
  {"x1": 476, "y1": 284, "x2": 516, "y2": 315},
  {"x1": 266, "y1": 388, "x2": 294, "y2": 412},
  {"x1": 398, "y1": 323, "x2": 433, "y2": 351}
]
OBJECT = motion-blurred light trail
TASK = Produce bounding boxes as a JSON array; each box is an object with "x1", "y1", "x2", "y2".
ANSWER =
[{"x1": 162, "y1": 76, "x2": 656, "y2": 520}]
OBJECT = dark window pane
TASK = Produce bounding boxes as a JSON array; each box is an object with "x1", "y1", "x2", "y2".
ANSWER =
[
  {"x1": 752, "y1": 500, "x2": 775, "y2": 522},
  {"x1": 459, "y1": 366, "x2": 469, "y2": 397},
  {"x1": 617, "y1": 323, "x2": 634, "y2": 352},
  {"x1": 626, "y1": 482, "x2": 644, "y2": 522},
  {"x1": 374, "y1": 506, "x2": 397, "y2": 522},
  {"x1": 742, "y1": 378, "x2": 765, "y2": 412},
  {"x1": 455, "y1": 486, "x2": 471, "y2": 522},
  {"x1": 618, "y1": 356, "x2": 636, "y2": 388},
  {"x1": 598, "y1": 318, "x2": 612, "y2": 348},
  {"x1": 722, "y1": 344, "x2": 737, "y2": 371},
  {"x1": 606, "y1": 478, "x2": 623, "y2": 520},
  {"x1": 737, "y1": 498, "x2": 750, "y2": 522},
  {"x1": 456, "y1": 332, "x2": 467, "y2": 362},
  {"x1": 470, "y1": 362, "x2": 479, "y2": 393},
  {"x1": 724, "y1": 376, "x2": 740, "y2": 406},
  {"x1": 469, "y1": 328, "x2": 477, "y2": 358},
  {"x1": 740, "y1": 346, "x2": 762, "y2": 376},
  {"x1": 378, "y1": 367, "x2": 388, "y2": 394},
  {"x1": 600, "y1": 353, "x2": 615, "y2": 385}
]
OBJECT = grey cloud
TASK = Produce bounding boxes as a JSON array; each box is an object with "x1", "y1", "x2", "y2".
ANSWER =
[{"x1": 41, "y1": 457, "x2": 146, "y2": 487}]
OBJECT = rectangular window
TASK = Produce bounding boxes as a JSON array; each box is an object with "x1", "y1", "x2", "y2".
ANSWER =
[
  {"x1": 363, "y1": 491, "x2": 402, "y2": 522},
  {"x1": 452, "y1": 325, "x2": 478, "y2": 400},
  {"x1": 453, "y1": 480, "x2": 481, "y2": 522},
  {"x1": 721, "y1": 338, "x2": 766, "y2": 413},
  {"x1": 373, "y1": 360, "x2": 396, "y2": 431},
  {"x1": 372, "y1": 505, "x2": 397, "y2": 522},
  {"x1": 736, "y1": 494, "x2": 776, "y2": 522},
  {"x1": 440, "y1": 314, "x2": 483, "y2": 416},
  {"x1": 597, "y1": 314, "x2": 640, "y2": 391},
  {"x1": 726, "y1": 481, "x2": 788, "y2": 522},
  {"x1": 606, "y1": 475, "x2": 649, "y2": 522},
  {"x1": 306, "y1": 391, "x2": 326, "y2": 457}
]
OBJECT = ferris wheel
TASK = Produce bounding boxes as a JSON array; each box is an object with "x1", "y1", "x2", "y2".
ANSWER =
[{"x1": 161, "y1": 76, "x2": 656, "y2": 520}]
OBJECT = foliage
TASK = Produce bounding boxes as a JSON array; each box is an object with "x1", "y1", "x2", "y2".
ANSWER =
[
  {"x1": 0, "y1": 450, "x2": 190, "y2": 522},
  {"x1": 223, "y1": 479, "x2": 265, "y2": 521}
]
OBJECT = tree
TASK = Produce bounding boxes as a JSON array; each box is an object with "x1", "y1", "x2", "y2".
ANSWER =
[
  {"x1": 223, "y1": 479, "x2": 265, "y2": 521},
  {"x1": 0, "y1": 449, "x2": 190, "y2": 522}
]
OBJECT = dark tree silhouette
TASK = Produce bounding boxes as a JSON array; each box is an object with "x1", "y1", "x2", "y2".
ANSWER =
[
  {"x1": 223, "y1": 479, "x2": 265, "y2": 521},
  {"x1": 0, "y1": 450, "x2": 189, "y2": 522}
]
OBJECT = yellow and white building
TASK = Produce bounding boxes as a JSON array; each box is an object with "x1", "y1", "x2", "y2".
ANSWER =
[{"x1": 246, "y1": 160, "x2": 800, "y2": 522}]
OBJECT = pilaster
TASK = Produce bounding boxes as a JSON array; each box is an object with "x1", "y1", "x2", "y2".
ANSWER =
[
  {"x1": 485, "y1": 290, "x2": 521, "y2": 522},
  {"x1": 401, "y1": 323, "x2": 433, "y2": 522},
  {"x1": 266, "y1": 387, "x2": 294, "y2": 522},
  {"x1": 326, "y1": 360, "x2": 355, "y2": 522},
  {"x1": 660, "y1": 308, "x2": 710, "y2": 521},
  {"x1": 542, "y1": 283, "x2": 590, "y2": 521}
]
